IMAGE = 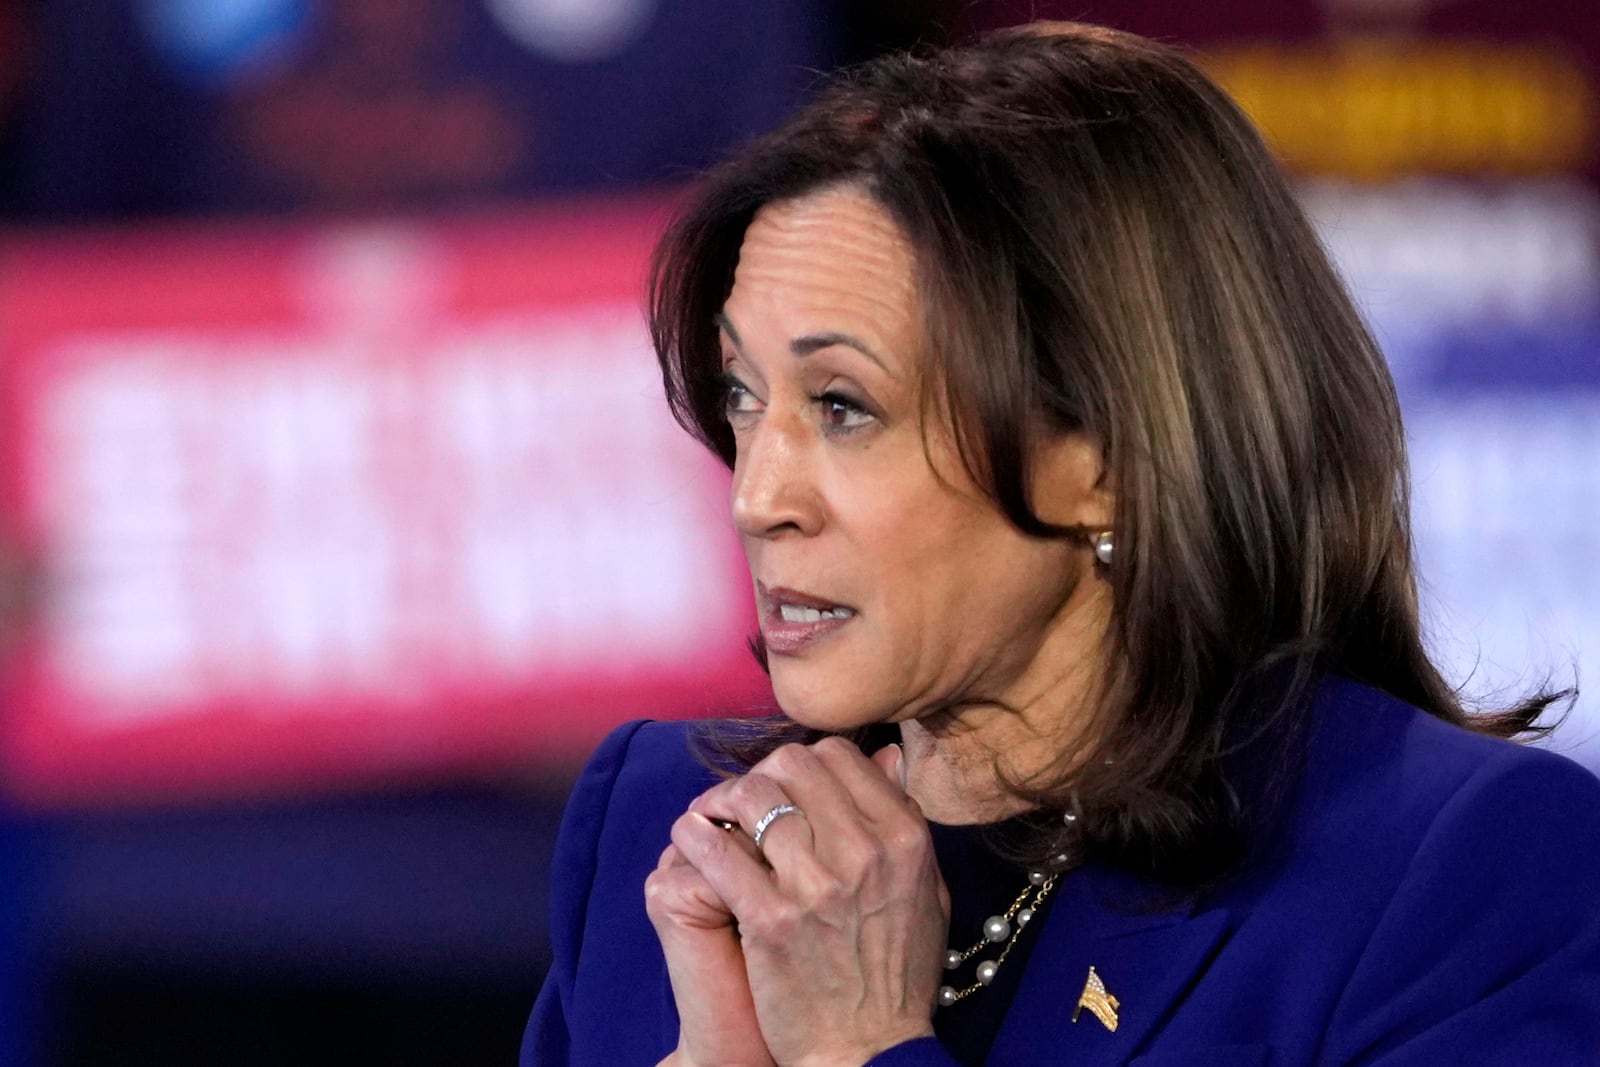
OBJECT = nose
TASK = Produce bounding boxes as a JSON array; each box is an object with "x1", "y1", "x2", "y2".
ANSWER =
[{"x1": 730, "y1": 413, "x2": 823, "y2": 540}]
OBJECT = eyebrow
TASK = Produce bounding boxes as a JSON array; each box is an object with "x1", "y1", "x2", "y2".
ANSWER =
[{"x1": 716, "y1": 314, "x2": 895, "y2": 377}]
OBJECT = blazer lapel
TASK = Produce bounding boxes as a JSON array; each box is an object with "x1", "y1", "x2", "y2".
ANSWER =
[{"x1": 987, "y1": 865, "x2": 1233, "y2": 1066}]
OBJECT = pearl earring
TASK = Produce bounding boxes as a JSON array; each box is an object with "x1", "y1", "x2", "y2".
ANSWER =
[{"x1": 1093, "y1": 531, "x2": 1115, "y2": 566}]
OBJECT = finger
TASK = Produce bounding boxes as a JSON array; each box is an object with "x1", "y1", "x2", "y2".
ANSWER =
[
  {"x1": 813, "y1": 736, "x2": 922, "y2": 829},
  {"x1": 690, "y1": 772, "x2": 815, "y2": 861},
  {"x1": 813, "y1": 739, "x2": 939, "y2": 894},
  {"x1": 676, "y1": 815, "x2": 764, "y2": 867},
  {"x1": 748, "y1": 743, "x2": 870, "y2": 834},
  {"x1": 869, "y1": 742, "x2": 907, "y2": 791},
  {"x1": 658, "y1": 842, "x2": 710, "y2": 871},
  {"x1": 646, "y1": 842, "x2": 738, "y2": 931},
  {"x1": 713, "y1": 816, "x2": 766, "y2": 866},
  {"x1": 752, "y1": 743, "x2": 910, "y2": 877},
  {"x1": 671, "y1": 809, "x2": 789, "y2": 921}
]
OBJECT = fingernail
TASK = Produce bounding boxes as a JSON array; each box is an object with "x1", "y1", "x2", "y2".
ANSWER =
[{"x1": 895, "y1": 744, "x2": 908, "y2": 791}]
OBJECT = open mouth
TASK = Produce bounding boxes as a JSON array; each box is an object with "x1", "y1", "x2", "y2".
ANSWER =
[
  {"x1": 777, "y1": 604, "x2": 857, "y2": 623},
  {"x1": 760, "y1": 584, "x2": 858, "y2": 654}
]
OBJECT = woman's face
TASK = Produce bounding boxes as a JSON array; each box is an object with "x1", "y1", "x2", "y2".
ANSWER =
[{"x1": 718, "y1": 186, "x2": 1108, "y2": 734}]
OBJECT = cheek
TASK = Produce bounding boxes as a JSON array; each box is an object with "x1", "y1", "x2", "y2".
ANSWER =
[
  {"x1": 928, "y1": 518, "x2": 1079, "y2": 630},
  {"x1": 862, "y1": 499, "x2": 1025, "y2": 634},
  {"x1": 848, "y1": 495, "x2": 968, "y2": 611}
]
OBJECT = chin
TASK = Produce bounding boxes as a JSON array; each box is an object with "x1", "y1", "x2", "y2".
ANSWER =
[
  {"x1": 771, "y1": 683, "x2": 845, "y2": 732},
  {"x1": 770, "y1": 668, "x2": 896, "y2": 735}
]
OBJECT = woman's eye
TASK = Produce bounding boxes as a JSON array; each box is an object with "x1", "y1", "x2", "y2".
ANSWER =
[
  {"x1": 816, "y1": 392, "x2": 875, "y2": 433},
  {"x1": 721, "y1": 373, "x2": 762, "y2": 418}
]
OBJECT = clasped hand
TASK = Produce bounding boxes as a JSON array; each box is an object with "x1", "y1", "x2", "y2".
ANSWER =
[{"x1": 644, "y1": 738, "x2": 950, "y2": 1067}]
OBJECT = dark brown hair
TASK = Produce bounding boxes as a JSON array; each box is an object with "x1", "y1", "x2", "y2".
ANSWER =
[{"x1": 648, "y1": 22, "x2": 1565, "y2": 885}]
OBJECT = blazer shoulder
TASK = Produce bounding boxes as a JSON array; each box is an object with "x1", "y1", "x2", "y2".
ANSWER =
[
  {"x1": 1244, "y1": 679, "x2": 1600, "y2": 936},
  {"x1": 527, "y1": 719, "x2": 728, "y2": 1065},
  {"x1": 600, "y1": 717, "x2": 724, "y2": 813},
  {"x1": 560, "y1": 718, "x2": 729, "y2": 870},
  {"x1": 560, "y1": 716, "x2": 716, "y2": 831},
  {"x1": 1303, "y1": 678, "x2": 1600, "y2": 838},
  {"x1": 1309, "y1": 685, "x2": 1600, "y2": 1062}
]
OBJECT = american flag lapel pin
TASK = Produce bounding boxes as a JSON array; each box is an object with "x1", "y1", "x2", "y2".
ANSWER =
[{"x1": 1073, "y1": 966, "x2": 1120, "y2": 1032}]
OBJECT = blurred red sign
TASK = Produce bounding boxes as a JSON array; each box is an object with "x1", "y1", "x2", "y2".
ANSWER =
[{"x1": 0, "y1": 198, "x2": 773, "y2": 805}]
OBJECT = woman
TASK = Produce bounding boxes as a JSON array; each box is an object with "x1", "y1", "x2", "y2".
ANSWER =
[{"x1": 524, "y1": 22, "x2": 1600, "y2": 1067}]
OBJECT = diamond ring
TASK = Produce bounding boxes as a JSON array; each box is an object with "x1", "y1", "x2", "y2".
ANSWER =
[{"x1": 751, "y1": 803, "x2": 803, "y2": 853}]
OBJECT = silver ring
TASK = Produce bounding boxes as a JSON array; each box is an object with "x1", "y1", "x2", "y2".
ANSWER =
[{"x1": 751, "y1": 803, "x2": 803, "y2": 852}]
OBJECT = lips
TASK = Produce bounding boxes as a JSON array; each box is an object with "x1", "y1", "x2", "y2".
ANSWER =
[{"x1": 759, "y1": 582, "x2": 857, "y2": 655}]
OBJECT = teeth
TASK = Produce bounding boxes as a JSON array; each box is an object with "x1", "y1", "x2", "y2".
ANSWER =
[{"x1": 779, "y1": 605, "x2": 856, "y2": 623}]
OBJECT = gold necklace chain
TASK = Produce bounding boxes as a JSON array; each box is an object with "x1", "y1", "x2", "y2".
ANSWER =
[{"x1": 936, "y1": 870, "x2": 1059, "y2": 1008}]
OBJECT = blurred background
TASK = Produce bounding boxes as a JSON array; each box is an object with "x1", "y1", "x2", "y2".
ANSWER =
[{"x1": 0, "y1": 1, "x2": 1594, "y2": 1063}]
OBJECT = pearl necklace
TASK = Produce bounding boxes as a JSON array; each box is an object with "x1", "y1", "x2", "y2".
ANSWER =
[{"x1": 936, "y1": 868, "x2": 1059, "y2": 1008}]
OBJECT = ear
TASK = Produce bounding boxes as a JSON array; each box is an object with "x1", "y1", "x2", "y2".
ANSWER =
[{"x1": 1031, "y1": 432, "x2": 1113, "y2": 531}]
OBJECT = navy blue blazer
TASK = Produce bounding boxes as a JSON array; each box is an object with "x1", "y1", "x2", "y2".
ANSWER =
[{"x1": 523, "y1": 680, "x2": 1600, "y2": 1065}]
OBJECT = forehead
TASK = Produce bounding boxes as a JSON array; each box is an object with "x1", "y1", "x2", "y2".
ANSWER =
[{"x1": 722, "y1": 186, "x2": 922, "y2": 366}]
